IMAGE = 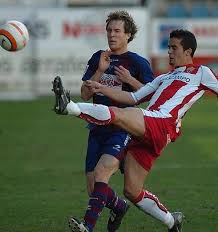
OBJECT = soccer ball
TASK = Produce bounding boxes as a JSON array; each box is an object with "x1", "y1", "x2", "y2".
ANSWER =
[{"x1": 0, "y1": 20, "x2": 29, "y2": 52}]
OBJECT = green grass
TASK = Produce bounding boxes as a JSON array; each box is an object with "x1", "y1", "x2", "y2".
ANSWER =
[{"x1": 0, "y1": 96, "x2": 218, "y2": 232}]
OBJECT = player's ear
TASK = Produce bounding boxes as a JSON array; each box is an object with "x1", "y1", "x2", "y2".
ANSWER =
[
  {"x1": 185, "y1": 48, "x2": 192, "y2": 57},
  {"x1": 126, "y1": 33, "x2": 131, "y2": 41}
]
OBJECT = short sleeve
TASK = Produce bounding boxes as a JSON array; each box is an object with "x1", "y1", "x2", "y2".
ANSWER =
[{"x1": 201, "y1": 66, "x2": 218, "y2": 95}]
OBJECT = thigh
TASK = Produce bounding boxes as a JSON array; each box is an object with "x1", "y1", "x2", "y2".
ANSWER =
[
  {"x1": 99, "y1": 130, "x2": 130, "y2": 172},
  {"x1": 101, "y1": 131, "x2": 130, "y2": 158},
  {"x1": 126, "y1": 137, "x2": 159, "y2": 171},
  {"x1": 110, "y1": 107, "x2": 145, "y2": 137},
  {"x1": 86, "y1": 130, "x2": 129, "y2": 180}
]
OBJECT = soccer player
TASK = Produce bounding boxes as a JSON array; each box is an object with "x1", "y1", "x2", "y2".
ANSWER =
[
  {"x1": 61, "y1": 10, "x2": 154, "y2": 232},
  {"x1": 53, "y1": 29, "x2": 218, "y2": 232}
]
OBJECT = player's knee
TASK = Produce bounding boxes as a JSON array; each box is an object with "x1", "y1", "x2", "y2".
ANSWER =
[
  {"x1": 94, "y1": 165, "x2": 111, "y2": 182},
  {"x1": 123, "y1": 185, "x2": 138, "y2": 202},
  {"x1": 109, "y1": 106, "x2": 123, "y2": 123}
]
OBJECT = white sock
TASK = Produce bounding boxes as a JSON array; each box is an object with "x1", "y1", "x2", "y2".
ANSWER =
[
  {"x1": 66, "y1": 101, "x2": 113, "y2": 125},
  {"x1": 66, "y1": 101, "x2": 81, "y2": 116},
  {"x1": 135, "y1": 190, "x2": 174, "y2": 229}
]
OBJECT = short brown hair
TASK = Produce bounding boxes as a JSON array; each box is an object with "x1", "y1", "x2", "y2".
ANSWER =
[
  {"x1": 106, "y1": 10, "x2": 138, "y2": 43},
  {"x1": 170, "y1": 29, "x2": 197, "y2": 57}
]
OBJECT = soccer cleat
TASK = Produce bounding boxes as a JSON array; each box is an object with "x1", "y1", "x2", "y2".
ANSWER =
[
  {"x1": 52, "y1": 76, "x2": 70, "y2": 114},
  {"x1": 68, "y1": 217, "x2": 89, "y2": 232},
  {"x1": 168, "y1": 212, "x2": 184, "y2": 232},
  {"x1": 107, "y1": 200, "x2": 130, "y2": 232}
]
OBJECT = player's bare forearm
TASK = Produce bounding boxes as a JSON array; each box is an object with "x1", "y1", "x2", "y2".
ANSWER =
[
  {"x1": 90, "y1": 70, "x2": 104, "y2": 82},
  {"x1": 100, "y1": 85, "x2": 135, "y2": 105},
  {"x1": 84, "y1": 80, "x2": 135, "y2": 104},
  {"x1": 127, "y1": 77, "x2": 144, "y2": 91}
]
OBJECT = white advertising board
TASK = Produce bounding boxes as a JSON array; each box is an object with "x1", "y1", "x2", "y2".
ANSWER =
[
  {"x1": 151, "y1": 19, "x2": 218, "y2": 56},
  {"x1": 36, "y1": 7, "x2": 149, "y2": 95},
  {"x1": 0, "y1": 7, "x2": 149, "y2": 98}
]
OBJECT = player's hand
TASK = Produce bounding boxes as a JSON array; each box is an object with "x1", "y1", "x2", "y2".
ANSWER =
[
  {"x1": 97, "y1": 50, "x2": 112, "y2": 73},
  {"x1": 115, "y1": 65, "x2": 132, "y2": 84},
  {"x1": 84, "y1": 80, "x2": 103, "y2": 93}
]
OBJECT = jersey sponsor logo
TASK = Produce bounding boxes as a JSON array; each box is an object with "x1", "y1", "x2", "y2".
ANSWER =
[
  {"x1": 162, "y1": 74, "x2": 190, "y2": 83},
  {"x1": 99, "y1": 73, "x2": 122, "y2": 88}
]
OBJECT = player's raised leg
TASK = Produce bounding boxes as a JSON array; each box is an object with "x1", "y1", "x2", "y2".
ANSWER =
[{"x1": 52, "y1": 76, "x2": 145, "y2": 137}]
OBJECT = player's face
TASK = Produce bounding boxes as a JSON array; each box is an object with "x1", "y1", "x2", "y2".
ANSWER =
[
  {"x1": 168, "y1": 37, "x2": 192, "y2": 67},
  {"x1": 106, "y1": 20, "x2": 130, "y2": 54}
]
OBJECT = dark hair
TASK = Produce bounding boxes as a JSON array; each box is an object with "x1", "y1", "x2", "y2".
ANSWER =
[
  {"x1": 106, "y1": 10, "x2": 138, "y2": 43},
  {"x1": 170, "y1": 29, "x2": 197, "y2": 57}
]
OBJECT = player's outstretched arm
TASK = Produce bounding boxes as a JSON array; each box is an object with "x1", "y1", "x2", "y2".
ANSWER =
[{"x1": 85, "y1": 80, "x2": 135, "y2": 105}]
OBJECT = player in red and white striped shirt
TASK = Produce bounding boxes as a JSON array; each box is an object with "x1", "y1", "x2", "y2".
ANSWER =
[{"x1": 53, "y1": 29, "x2": 218, "y2": 232}]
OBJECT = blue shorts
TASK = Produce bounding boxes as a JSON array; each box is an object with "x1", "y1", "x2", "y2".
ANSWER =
[{"x1": 85, "y1": 129, "x2": 130, "y2": 173}]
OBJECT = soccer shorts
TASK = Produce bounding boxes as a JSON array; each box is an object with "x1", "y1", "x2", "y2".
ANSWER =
[
  {"x1": 119, "y1": 116, "x2": 180, "y2": 172},
  {"x1": 85, "y1": 129, "x2": 130, "y2": 173}
]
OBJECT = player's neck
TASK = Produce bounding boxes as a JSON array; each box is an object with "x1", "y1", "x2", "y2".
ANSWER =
[
  {"x1": 174, "y1": 63, "x2": 193, "y2": 69},
  {"x1": 111, "y1": 47, "x2": 128, "y2": 55},
  {"x1": 173, "y1": 58, "x2": 193, "y2": 69}
]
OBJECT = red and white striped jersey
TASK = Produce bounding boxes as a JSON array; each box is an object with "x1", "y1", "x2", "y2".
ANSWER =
[{"x1": 131, "y1": 65, "x2": 218, "y2": 123}]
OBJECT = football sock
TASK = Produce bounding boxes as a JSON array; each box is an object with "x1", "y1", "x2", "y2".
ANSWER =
[
  {"x1": 84, "y1": 182, "x2": 108, "y2": 232},
  {"x1": 66, "y1": 101, "x2": 81, "y2": 116},
  {"x1": 133, "y1": 190, "x2": 174, "y2": 229},
  {"x1": 106, "y1": 186, "x2": 127, "y2": 214},
  {"x1": 66, "y1": 101, "x2": 115, "y2": 125}
]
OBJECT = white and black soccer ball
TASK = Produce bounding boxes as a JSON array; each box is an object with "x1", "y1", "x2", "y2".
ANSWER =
[{"x1": 0, "y1": 20, "x2": 29, "y2": 52}]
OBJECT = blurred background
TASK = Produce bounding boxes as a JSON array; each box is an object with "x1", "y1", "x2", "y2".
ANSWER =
[
  {"x1": 0, "y1": 0, "x2": 218, "y2": 99},
  {"x1": 0, "y1": 1, "x2": 218, "y2": 232}
]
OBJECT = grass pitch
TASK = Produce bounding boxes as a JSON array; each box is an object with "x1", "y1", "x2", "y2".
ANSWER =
[{"x1": 0, "y1": 96, "x2": 218, "y2": 232}]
